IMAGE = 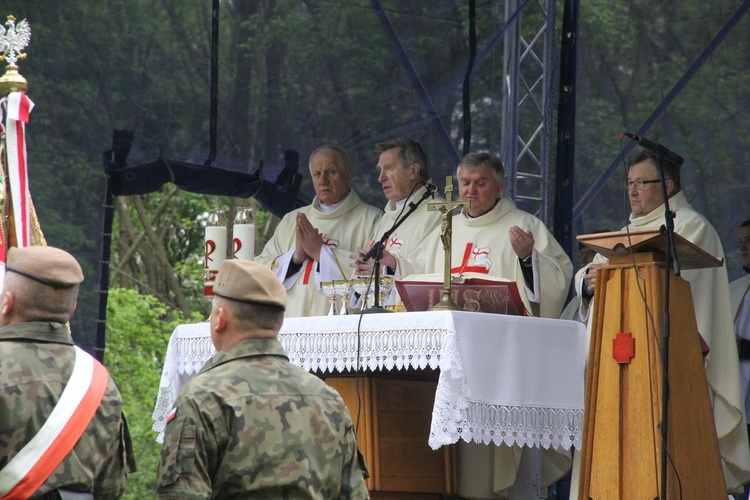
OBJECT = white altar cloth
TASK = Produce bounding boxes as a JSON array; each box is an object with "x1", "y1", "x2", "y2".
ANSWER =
[{"x1": 152, "y1": 311, "x2": 587, "y2": 451}]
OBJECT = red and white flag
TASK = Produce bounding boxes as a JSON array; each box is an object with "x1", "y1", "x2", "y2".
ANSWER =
[{"x1": 1, "y1": 91, "x2": 35, "y2": 254}]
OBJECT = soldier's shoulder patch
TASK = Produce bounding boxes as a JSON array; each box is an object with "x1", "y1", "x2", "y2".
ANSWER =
[{"x1": 166, "y1": 406, "x2": 178, "y2": 424}]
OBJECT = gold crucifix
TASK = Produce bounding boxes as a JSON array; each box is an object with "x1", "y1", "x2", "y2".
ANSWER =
[{"x1": 428, "y1": 176, "x2": 469, "y2": 310}]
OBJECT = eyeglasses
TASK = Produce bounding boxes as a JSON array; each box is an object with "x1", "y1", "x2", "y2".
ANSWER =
[{"x1": 625, "y1": 179, "x2": 661, "y2": 190}]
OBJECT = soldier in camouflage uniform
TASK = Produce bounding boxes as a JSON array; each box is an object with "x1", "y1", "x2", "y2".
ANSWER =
[
  {"x1": 156, "y1": 258, "x2": 369, "y2": 499},
  {"x1": 0, "y1": 246, "x2": 136, "y2": 498}
]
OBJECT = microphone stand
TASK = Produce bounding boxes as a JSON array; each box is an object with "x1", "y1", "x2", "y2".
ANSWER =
[
  {"x1": 361, "y1": 241, "x2": 390, "y2": 314},
  {"x1": 361, "y1": 185, "x2": 436, "y2": 314},
  {"x1": 656, "y1": 155, "x2": 680, "y2": 500}
]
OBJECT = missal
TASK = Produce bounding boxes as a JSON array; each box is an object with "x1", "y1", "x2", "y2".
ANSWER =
[{"x1": 396, "y1": 273, "x2": 528, "y2": 315}]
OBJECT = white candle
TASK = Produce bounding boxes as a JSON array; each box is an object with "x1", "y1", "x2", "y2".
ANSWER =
[
  {"x1": 204, "y1": 225, "x2": 227, "y2": 296},
  {"x1": 233, "y1": 223, "x2": 255, "y2": 260}
]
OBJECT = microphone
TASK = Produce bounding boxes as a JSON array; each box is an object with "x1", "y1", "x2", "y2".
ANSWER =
[
  {"x1": 361, "y1": 240, "x2": 382, "y2": 263},
  {"x1": 421, "y1": 181, "x2": 438, "y2": 195},
  {"x1": 622, "y1": 132, "x2": 684, "y2": 166}
]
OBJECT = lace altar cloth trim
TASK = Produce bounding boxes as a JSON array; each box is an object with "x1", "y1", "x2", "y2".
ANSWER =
[
  {"x1": 167, "y1": 327, "x2": 452, "y2": 374},
  {"x1": 280, "y1": 328, "x2": 453, "y2": 373},
  {"x1": 152, "y1": 327, "x2": 457, "y2": 442},
  {"x1": 429, "y1": 400, "x2": 583, "y2": 451}
]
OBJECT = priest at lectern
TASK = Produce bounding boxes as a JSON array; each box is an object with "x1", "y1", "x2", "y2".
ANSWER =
[{"x1": 576, "y1": 149, "x2": 750, "y2": 494}]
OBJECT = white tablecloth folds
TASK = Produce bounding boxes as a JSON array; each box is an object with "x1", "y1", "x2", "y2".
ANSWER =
[{"x1": 151, "y1": 311, "x2": 587, "y2": 451}]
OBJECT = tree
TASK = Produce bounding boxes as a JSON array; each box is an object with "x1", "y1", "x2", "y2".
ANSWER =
[{"x1": 104, "y1": 287, "x2": 203, "y2": 498}]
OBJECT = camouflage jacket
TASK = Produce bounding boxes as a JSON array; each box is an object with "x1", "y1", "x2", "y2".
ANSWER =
[
  {"x1": 0, "y1": 322, "x2": 136, "y2": 498},
  {"x1": 156, "y1": 337, "x2": 369, "y2": 499}
]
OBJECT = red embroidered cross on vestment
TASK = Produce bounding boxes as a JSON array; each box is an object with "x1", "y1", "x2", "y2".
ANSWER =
[
  {"x1": 302, "y1": 234, "x2": 339, "y2": 284},
  {"x1": 451, "y1": 242, "x2": 491, "y2": 274}
]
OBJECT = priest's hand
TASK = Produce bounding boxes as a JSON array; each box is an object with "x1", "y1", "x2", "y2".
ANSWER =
[
  {"x1": 292, "y1": 234, "x2": 307, "y2": 265},
  {"x1": 509, "y1": 226, "x2": 534, "y2": 260},
  {"x1": 583, "y1": 263, "x2": 604, "y2": 296},
  {"x1": 294, "y1": 213, "x2": 323, "y2": 263},
  {"x1": 351, "y1": 242, "x2": 376, "y2": 276},
  {"x1": 350, "y1": 241, "x2": 396, "y2": 276}
]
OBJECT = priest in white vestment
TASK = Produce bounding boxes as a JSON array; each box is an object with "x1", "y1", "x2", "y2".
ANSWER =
[
  {"x1": 415, "y1": 152, "x2": 574, "y2": 498},
  {"x1": 731, "y1": 219, "x2": 750, "y2": 480},
  {"x1": 417, "y1": 152, "x2": 573, "y2": 319},
  {"x1": 256, "y1": 145, "x2": 381, "y2": 317},
  {"x1": 351, "y1": 138, "x2": 443, "y2": 307},
  {"x1": 575, "y1": 150, "x2": 750, "y2": 494}
]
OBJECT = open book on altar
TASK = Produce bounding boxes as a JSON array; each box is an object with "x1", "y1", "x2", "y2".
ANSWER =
[{"x1": 396, "y1": 273, "x2": 528, "y2": 315}]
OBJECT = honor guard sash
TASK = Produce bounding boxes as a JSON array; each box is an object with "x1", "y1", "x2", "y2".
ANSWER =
[{"x1": 0, "y1": 346, "x2": 109, "y2": 499}]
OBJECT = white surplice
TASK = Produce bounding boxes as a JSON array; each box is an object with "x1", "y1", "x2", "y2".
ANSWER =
[
  {"x1": 364, "y1": 184, "x2": 444, "y2": 305},
  {"x1": 417, "y1": 196, "x2": 573, "y2": 319},
  {"x1": 413, "y1": 196, "x2": 574, "y2": 498}
]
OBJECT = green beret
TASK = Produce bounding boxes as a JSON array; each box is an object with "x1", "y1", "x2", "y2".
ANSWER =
[
  {"x1": 5, "y1": 246, "x2": 84, "y2": 289},
  {"x1": 213, "y1": 259, "x2": 286, "y2": 310}
]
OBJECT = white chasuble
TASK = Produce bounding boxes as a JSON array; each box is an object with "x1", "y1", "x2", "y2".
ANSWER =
[
  {"x1": 413, "y1": 196, "x2": 574, "y2": 498},
  {"x1": 417, "y1": 196, "x2": 573, "y2": 319},
  {"x1": 256, "y1": 190, "x2": 381, "y2": 318},
  {"x1": 731, "y1": 274, "x2": 750, "y2": 423},
  {"x1": 366, "y1": 184, "x2": 444, "y2": 305}
]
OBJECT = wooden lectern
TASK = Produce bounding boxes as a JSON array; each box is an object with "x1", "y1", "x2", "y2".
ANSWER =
[{"x1": 577, "y1": 228, "x2": 726, "y2": 499}]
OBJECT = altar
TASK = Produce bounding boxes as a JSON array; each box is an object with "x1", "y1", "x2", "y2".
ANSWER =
[{"x1": 152, "y1": 310, "x2": 587, "y2": 495}]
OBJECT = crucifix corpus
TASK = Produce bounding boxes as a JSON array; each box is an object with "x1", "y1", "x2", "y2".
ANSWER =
[{"x1": 428, "y1": 176, "x2": 469, "y2": 310}]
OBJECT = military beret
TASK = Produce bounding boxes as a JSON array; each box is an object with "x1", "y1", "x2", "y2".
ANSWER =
[
  {"x1": 6, "y1": 246, "x2": 84, "y2": 289},
  {"x1": 213, "y1": 259, "x2": 286, "y2": 310}
]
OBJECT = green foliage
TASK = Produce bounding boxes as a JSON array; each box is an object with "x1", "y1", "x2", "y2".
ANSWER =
[
  {"x1": 572, "y1": 0, "x2": 750, "y2": 278},
  {"x1": 104, "y1": 287, "x2": 203, "y2": 498}
]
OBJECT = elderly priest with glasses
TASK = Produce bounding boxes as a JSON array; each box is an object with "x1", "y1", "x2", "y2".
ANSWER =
[{"x1": 576, "y1": 149, "x2": 750, "y2": 495}]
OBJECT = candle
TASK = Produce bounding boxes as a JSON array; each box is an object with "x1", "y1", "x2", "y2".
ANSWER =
[
  {"x1": 233, "y1": 207, "x2": 256, "y2": 260},
  {"x1": 204, "y1": 210, "x2": 227, "y2": 297},
  {"x1": 233, "y1": 224, "x2": 255, "y2": 260}
]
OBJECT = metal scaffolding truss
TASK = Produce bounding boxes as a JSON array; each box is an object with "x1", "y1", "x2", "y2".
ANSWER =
[{"x1": 501, "y1": 0, "x2": 557, "y2": 225}]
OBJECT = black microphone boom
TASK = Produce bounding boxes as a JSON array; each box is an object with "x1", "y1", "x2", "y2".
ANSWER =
[
  {"x1": 361, "y1": 240, "x2": 382, "y2": 263},
  {"x1": 622, "y1": 132, "x2": 684, "y2": 166},
  {"x1": 362, "y1": 182, "x2": 437, "y2": 263}
]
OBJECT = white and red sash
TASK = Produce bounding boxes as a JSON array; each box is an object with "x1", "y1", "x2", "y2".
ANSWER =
[{"x1": 0, "y1": 346, "x2": 109, "y2": 499}]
